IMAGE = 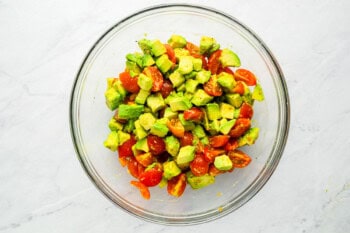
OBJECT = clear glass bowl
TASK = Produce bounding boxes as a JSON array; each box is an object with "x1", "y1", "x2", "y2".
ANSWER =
[{"x1": 70, "y1": 4, "x2": 290, "y2": 225}]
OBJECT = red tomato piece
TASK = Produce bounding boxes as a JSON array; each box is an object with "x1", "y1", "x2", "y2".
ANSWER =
[
  {"x1": 167, "y1": 173, "x2": 186, "y2": 197},
  {"x1": 166, "y1": 118, "x2": 185, "y2": 138},
  {"x1": 207, "y1": 50, "x2": 222, "y2": 74},
  {"x1": 127, "y1": 156, "x2": 141, "y2": 179},
  {"x1": 190, "y1": 153, "x2": 210, "y2": 176},
  {"x1": 135, "y1": 152, "x2": 154, "y2": 167},
  {"x1": 234, "y1": 69, "x2": 257, "y2": 86},
  {"x1": 239, "y1": 103, "x2": 254, "y2": 119},
  {"x1": 139, "y1": 168, "x2": 163, "y2": 187},
  {"x1": 147, "y1": 135, "x2": 166, "y2": 156},
  {"x1": 228, "y1": 150, "x2": 252, "y2": 168},
  {"x1": 233, "y1": 81, "x2": 245, "y2": 95},
  {"x1": 164, "y1": 44, "x2": 176, "y2": 64},
  {"x1": 119, "y1": 71, "x2": 140, "y2": 93},
  {"x1": 130, "y1": 180, "x2": 150, "y2": 200},
  {"x1": 208, "y1": 164, "x2": 225, "y2": 176},
  {"x1": 224, "y1": 138, "x2": 239, "y2": 152},
  {"x1": 201, "y1": 56, "x2": 208, "y2": 70},
  {"x1": 118, "y1": 136, "x2": 137, "y2": 158},
  {"x1": 229, "y1": 118, "x2": 251, "y2": 138},
  {"x1": 209, "y1": 135, "x2": 230, "y2": 148},
  {"x1": 219, "y1": 67, "x2": 234, "y2": 75},
  {"x1": 185, "y1": 42, "x2": 200, "y2": 57},
  {"x1": 180, "y1": 132, "x2": 194, "y2": 147},
  {"x1": 203, "y1": 146, "x2": 225, "y2": 163},
  {"x1": 143, "y1": 66, "x2": 164, "y2": 92},
  {"x1": 203, "y1": 75, "x2": 223, "y2": 97},
  {"x1": 183, "y1": 107, "x2": 204, "y2": 122},
  {"x1": 160, "y1": 79, "x2": 174, "y2": 98}
]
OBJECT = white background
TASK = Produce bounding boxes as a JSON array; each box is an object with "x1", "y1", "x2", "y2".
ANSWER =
[{"x1": 1, "y1": 0, "x2": 349, "y2": 232}]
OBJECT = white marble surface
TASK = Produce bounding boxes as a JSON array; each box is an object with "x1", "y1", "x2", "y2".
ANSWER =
[{"x1": 1, "y1": 0, "x2": 350, "y2": 232}]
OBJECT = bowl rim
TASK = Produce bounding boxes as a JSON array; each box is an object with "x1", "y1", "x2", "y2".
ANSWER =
[{"x1": 69, "y1": 3, "x2": 290, "y2": 225}]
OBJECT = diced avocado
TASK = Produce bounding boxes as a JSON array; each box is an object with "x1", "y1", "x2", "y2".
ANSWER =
[
  {"x1": 219, "y1": 48, "x2": 241, "y2": 67},
  {"x1": 208, "y1": 43, "x2": 220, "y2": 54},
  {"x1": 150, "y1": 120, "x2": 169, "y2": 137},
  {"x1": 202, "y1": 108, "x2": 210, "y2": 131},
  {"x1": 158, "y1": 177, "x2": 168, "y2": 188},
  {"x1": 234, "y1": 108, "x2": 241, "y2": 119},
  {"x1": 138, "y1": 38, "x2": 152, "y2": 54},
  {"x1": 135, "y1": 152, "x2": 154, "y2": 167},
  {"x1": 176, "y1": 83, "x2": 186, "y2": 92},
  {"x1": 146, "y1": 93, "x2": 165, "y2": 113},
  {"x1": 135, "y1": 138, "x2": 149, "y2": 152},
  {"x1": 163, "y1": 161, "x2": 182, "y2": 180},
  {"x1": 126, "y1": 52, "x2": 143, "y2": 67},
  {"x1": 118, "y1": 131, "x2": 131, "y2": 145},
  {"x1": 243, "y1": 92, "x2": 254, "y2": 106},
  {"x1": 157, "y1": 117, "x2": 169, "y2": 125},
  {"x1": 135, "y1": 89, "x2": 150, "y2": 105},
  {"x1": 200, "y1": 136, "x2": 209, "y2": 145},
  {"x1": 252, "y1": 83, "x2": 265, "y2": 101},
  {"x1": 125, "y1": 60, "x2": 141, "y2": 77},
  {"x1": 179, "y1": 113, "x2": 195, "y2": 131},
  {"x1": 106, "y1": 77, "x2": 116, "y2": 89},
  {"x1": 134, "y1": 120, "x2": 148, "y2": 140},
  {"x1": 184, "y1": 92, "x2": 193, "y2": 101},
  {"x1": 220, "y1": 102, "x2": 235, "y2": 119},
  {"x1": 138, "y1": 113, "x2": 156, "y2": 131},
  {"x1": 168, "y1": 34, "x2": 187, "y2": 48},
  {"x1": 142, "y1": 54, "x2": 155, "y2": 67},
  {"x1": 206, "y1": 103, "x2": 221, "y2": 120},
  {"x1": 199, "y1": 36, "x2": 216, "y2": 54},
  {"x1": 111, "y1": 79, "x2": 128, "y2": 98},
  {"x1": 193, "y1": 124, "x2": 206, "y2": 138},
  {"x1": 192, "y1": 58, "x2": 202, "y2": 71},
  {"x1": 214, "y1": 155, "x2": 233, "y2": 171},
  {"x1": 169, "y1": 96, "x2": 192, "y2": 112},
  {"x1": 104, "y1": 88, "x2": 123, "y2": 111},
  {"x1": 156, "y1": 54, "x2": 173, "y2": 73},
  {"x1": 151, "y1": 40, "x2": 166, "y2": 57},
  {"x1": 164, "y1": 107, "x2": 178, "y2": 119},
  {"x1": 185, "y1": 79, "x2": 199, "y2": 94},
  {"x1": 195, "y1": 70, "x2": 211, "y2": 84},
  {"x1": 165, "y1": 136, "x2": 180, "y2": 157},
  {"x1": 217, "y1": 72, "x2": 236, "y2": 90},
  {"x1": 176, "y1": 145, "x2": 195, "y2": 165},
  {"x1": 169, "y1": 70, "x2": 185, "y2": 88},
  {"x1": 174, "y1": 48, "x2": 190, "y2": 60},
  {"x1": 209, "y1": 119, "x2": 220, "y2": 135},
  {"x1": 178, "y1": 56, "x2": 193, "y2": 74},
  {"x1": 226, "y1": 93, "x2": 243, "y2": 108},
  {"x1": 118, "y1": 104, "x2": 144, "y2": 119},
  {"x1": 123, "y1": 119, "x2": 135, "y2": 133},
  {"x1": 186, "y1": 172, "x2": 215, "y2": 189},
  {"x1": 103, "y1": 131, "x2": 119, "y2": 151},
  {"x1": 137, "y1": 73, "x2": 153, "y2": 91},
  {"x1": 191, "y1": 89, "x2": 214, "y2": 106},
  {"x1": 238, "y1": 127, "x2": 259, "y2": 146},
  {"x1": 184, "y1": 71, "x2": 198, "y2": 80},
  {"x1": 108, "y1": 118, "x2": 123, "y2": 131},
  {"x1": 219, "y1": 119, "x2": 236, "y2": 135}
]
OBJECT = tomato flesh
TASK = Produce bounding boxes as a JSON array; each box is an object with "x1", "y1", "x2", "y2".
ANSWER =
[
  {"x1": 167, "y1": 173, "x2": 186, "y2": 197},
  {"x1": 160, "y1": 79, "x2": 174, "y2": 98},
  {"x1": 233, "y1": 81, "x2": 245, "y2": 95},
  {"x1": 180, "y1": 132, "x2": 194, "y2": 147},
  {"x1": 143, "y1": 66, "x2": 164, "y2": 92},
  {"x1": 118, "y1": 136, "x2": 136, "y2": 158},
  {"x1": 190, "y1": 153, "x2": 210, "y2": 176},
  {"x1": 204, "y1": 75, "x2": 223, "y2": 96},
  {"x1": 207, "y1": 50, "x2": 222, "y2": 74},
  {"x1": 183, "y1": 107, "x2": 204, "y2": 122},
  {"x1": 167, "y1": 118, "x2": 185, "y2": 138},
  {"x1": 139, "y1": 168, "x2": 163, "y2": 187},
  {"x1": 164, "y1": 44, "x2": 176, "y2": 64},
  {"x1": 209, "y1": 135, "x2": 230, "y2": 148},
  {"x1": 229, "y1": 118, "x2": 251, "y2": 138},
  {"x1": 228, "y1": 150, "x2": 252, "y2": 168},
  {"x1": 130, "y1": 180, "x2": 150, "y2": 200},
  {"x1": 234, "y1": 68, "x2": 257, "y2": 86},
  {"x1": 239, "y1": 103, "x2": 254, "y2": 119},
  {"x1": 119, "y1": 71, "x2": 140, "y2": 93},
  {"x1": 147, "y1": 135, "x2": 166, "y2": 156}
]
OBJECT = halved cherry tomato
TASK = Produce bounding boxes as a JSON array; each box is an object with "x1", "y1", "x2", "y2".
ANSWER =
[
  {"x1": 204, "y1": 75, "x2": 223, "y2": 96},
  {"x1": 185, "y1": 42, "x2": 200, "y2": 57},
  {"x1": 207, "y1": 50, "x2": 222, "y2": 74},
  {"x1": 208, "y1": 164, "x2": 225, "y2": 176},
  {"x1": 209, "y1": 135, "x2": 230, "y2": 148},
  {"x1": 166, "y1": 118, "x2": 185, "y2": 138},
  {"x1": 118, "y1": 156, "x2": 128, "y2": 167},
  {"x1": 139, "y1": 167, "x2": 163, "y2": 187},
  {"x1": 167, "y1": 173, "x2": 186, "y2": 197},
  {"x1": 218, "y1": 67, "x2": 234, "y2": 75},
  {"x1": 203, "y1": 146, "x2": 225, "y2": 163},
  {"x1": 160, "y1": 79, "x2": 173, "y2": 98},
  {"x1": 143, "y1": 66, "x2": 164, "y2": 92},
  {"x1": 229, "y1": 118, "x2": 251, "y2": 138},
  {"x1": 234, "y1": 69, "x2": 257, "y2": 86},
  {"x1": 118, "y1": 136, "x2": 137, "y2": 158},
  {"x1": 130, "y1": 180, "x2": 150, "y2": 200},
  {"x1": 119, "y1": 71, "x2": 140, "y2": 93},
  {"x1": 225, "y1": 138, "x2": 239, "y2": 152},
  {"x1": 228, "y1": 150, "x2": 252, "y2": 168},
  {"x1": 202, "y1": 56, "x2": 208, "y2": 70},
  {"x1": 233, "y1": 81, "x2": 245, "y2": 95},
  {"x1": 164, "y1": 44, "x2": 176, "y2": 64},
  {"x1": 183, "y1": 107, "x2": 204, "y2": 122},
  {"x1": 135, "y1": 152, "x2": 154, "y2": 167},
  {"x1": 239, "y1": 103, "x2": 254, "y2": 119},
  {"x1": 147, "y1": 135, "x2": 166, "y2": 156},
  {"x1": 190, "y1": 153, "x2": 210, "y2": 176},
  {"x1": 127, "y1": 156, "x2": 141, "y2": 179},
  {"x1": 180, "y1": 132, "x2": 194, "y2": 147}
]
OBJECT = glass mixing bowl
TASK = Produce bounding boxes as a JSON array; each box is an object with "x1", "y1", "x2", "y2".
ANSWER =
[{"x1": 70, "y1": 4, "x2": 290, "y2": 225}]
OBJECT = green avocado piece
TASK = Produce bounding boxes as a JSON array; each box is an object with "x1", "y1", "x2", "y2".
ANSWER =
[
  {"x1": 163, "y1": 107, "x2": 178, "y2": 119},
  {"x1": 184, "y1": 71, "x2": 198, "y2": 80},
  {"x1": 111, "y1": 79, "x2": 128, "y2": 98},
  {"x1": 191, "y1": 89, "x2": 214, "y2": 106},
  {"x1": 219, "y1": 119, "x2": 236, "y2": 135},
  {"x1": 200, "y1": 136, "x2": 209, "y2": 145},
  {"x1": 126, "y1": 52, "x2": 143, "y2": 67},
  {"x1": 252, "y1": 83, "x2": 265, "y2": 101},
  {"x1": 138, "y1": 38, "x2": 152, "y2": 54},
  {"x1": 156, "y1": 54, "x2": 173, "y2": 74},
  {"x1": 238, "y1": 127, "x2": 259, "y2": 146},
  {"x1": 208, "y1": 43, "x2": 220, "y2": 54},
  {"x1": 220, "y1": 102, "x2": 235, "y2": 119},
  {"x1": 206, "y1": 103, "x2": 221, "y2": 120},
  {"x1": 199, "y1": 36, "x2": 216, "y2": 54},
  {"x1": 103, "y1": 131, "x2": 119, "y2": 151},
  {"x1": 165, "y1": 135, "x2": 180, "y2": 157},
  {"x1": 179, "y1": 113, "x2": 195, "y2": 131},
  {"x1": 234, "y1": 108, "x2": 241, "y2": 119},
  {"x1": 123, "y1": 119, "x2": 135, "y2": 133},
  {"x1": 178, "y1": 56, "x2": 193, "y2": 74},
  {"x1": 163, "y1": 161, "x2": 182, "y2": 180},
  {"x1": 186, "y1": 172, "x2": 215, "y2": 189},
  {"x1": 135, "y1": 137, "x2": 149, "y2": 152},
  {"x1": 104, "y1": 88, "x2": 123, "y2": 111},
  {"x1": 146, "y1": 93, "x2": 166, "y2": 113},
  {"x1": 192, "y1": 57, "x2": 202, "y2": 71},
  {"x1": 142, "y1": 54, "x2": 155, "y2": 67},
  {"x1": 226, "y1": 93, "x2": 243, "y2": 108},
  {"x1": 118, "y1": 131, "x2": 131, "y2": 145},
  {"x1": 169, "y1": 70, "x2": 185, "y2": 88},
  {"x1": 134, "y1": 120, "x2": 148, "y2": 140},
  {"x1": 176, "y1": 145, "x2": 195, "y2": 165},
  {"x1": 108, "y1": 118, "x2": 123, "y2": 131},
  {"x1": 150, "y1": 120, "x2": 169, "y2": 137},
  {"x1": 174, "y1": 48, "x2": 190, "y2": 60},
  {"x1": 193, "y1": 124, "x2": 206, "y2": 138},
  {"x1": 185, "y1": 79, "x2": 199, "y2": 94},
  {"x1": 176, "y1": 83, "x2": 186, "y2": 92},
  {"x1": 137, "y1": 73, "x2": 153, "y2": 91},
  {"x1": 219, "y1": 48, "x2": 241, "y2": 67},
  {"x1": 151, "y1": 40, "x2": 167, "y2": 57},
  {"x1": 217, "y1": 72, "x2": 236, "y2": 90},
  {"x1": 214, "y1": 155, "x2": 233, "y2": 171},
  {"x1": 117, "y1": 104, "x2": 144, "y2": 119},
  {"x1": 138, "y1": 113, "x2": 156, "y2": 131},
  {"x1": 195, "y1": 70, "x2": 211, "y2": 84},
  {"x1": 168, "y1": 34, "x2": 187, "y2": 48},
  {"x1": 209, "y1": 119, "x2": 220, "y2": 135},
  {"x1": 125, "y1": 60, "x2": 141, "y2": 77},
  {"x1": 169, "y1": 96, "x2": 192, "y2": 112},
  {"x1": 135, "y1": 89, "x2": 150, "y2": 105}
]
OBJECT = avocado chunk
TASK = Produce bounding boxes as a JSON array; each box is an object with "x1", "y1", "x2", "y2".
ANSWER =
[
  {"x1": 164, "y1": 107, "x2": 178, "y2": 119},
  {"x1": 176, "y1": 145, "x2": 195, "y2": 165},
  {"x1": 185, "y1": 79, "x2": 199, "y2": 94},
  {"x1": 125, "y1": 60, "x2": 141, "y2": 77},
  {"x1": 126, "y1": 52, "x2": 143, "y2": 67},
  {"x1": 156, "y1": 54, "x2": 173, "y2": 73},
  {"x1": 193, "y1": 124, "x2": 206, "y2": 138},
  {"x1": 146, "y1": 93, "x2": 166, "y2": 113},
  {"x1": 168, "y1": 34, "x2": 187, "y2": 48},
  {"x1": 219, "y1": 48, "x2": 241, "y2": 67},
  {"x1": 104, "y1": 87, "x2": 123, "y2": 111},
  {"x1": 169, "y1": 96, "x2": 192, "y2": 112},
  {"x1": 186, "y1": 172, "x2": 215, "y2": 189},
  {"x1": 217, "y1": 72, "x2": 236, "y2": 90},
  {"x1": 206, "y1": 103, "x2": 221, "y2": 120},
  {"x1": 134, "y1": 120, "x2": 148, "y2": 140},
  {"x1": 108, "y1": 117, "x2": 123, "y2": 131},
  {"x1": 110, "y1": 78, "x2": 128, "y2": 98},
  {"x1": 220, "y1": 102, "x2": 235, "y2": 119},
  {"x1": 165, "y1": 135, "x2": 180, "y2": 157},
  {"x1": 238, "y1": 127, "x2": 259, "y2": 146},
  {"x1": 163, "y1": 161, "x2": 182, "y2": 180},
  {"x1": 179, "y1": 113, "x2": 195, "y2": 131},
  {"x1": 123, "y1": 119, "x2": 135, "y2": 133},
  {"x1": 135, "y1": 89, "x2": 150, "y2": 105},
  {"x1": 174, "y1": 48, "x2": 190, "y2": 60},
  {"x1": 150, "y1": 120, "x2": 169, "y2": 137},
  {"x1": 138, "y1": 38, "x2": 152, "y2": 54},
  {"x1": 200, "y1": 136, "x2": 209, "y2": 145},
  {"x1": 138, "y1": 113, "x2": 156, "y2": 131},
  {"x1": 178, "y1": 56, "x2": 193, "y2": 74},
  {"x1": 226, "y1": 93, "x2": 243, "y2": 108},
  {"x1": 169, "y1": 70, "x2": 185, "y2": 88},
  {"x1": 103, "y1": 131, "x2": 119, "y2": 151},
  {"x1": 252, "y1": 83, "x2": 265, "y2": 101},
  {"x1": 118, "y1": 131, "x2": 131, "y2": 145},
  {"x1": 151, "y1": 40, "x2": 167, "y2": 57},
  {"x1": 195, "y1": 70, "x2": 211, "y2": 84},
  {"x1": 219, "y1": 119, "x2": 236, "y2": 135},
  {"x1": 199, "y1": 36, "x2": 219, "y2": 54},
  {"x1": 191, "y1": 89, "x2": 214, "y2": 106},
  {"x1": 142, "y1": 54, "x2": 155, "y2": 67},
  {"x1": 117, "y1": 104, "x2": 144, "y2": 119},
  {"x1": 137, "y1": 73, "x2": 153, "y2": 91},
  {"x1": 192, "y1": 57, "x2": 202, "y2": 71},
  {"x1": 209, "y1": 119, "x2": 220, "y2": 135},
  {"x1": 214, "y1": 155, "x2": 233, "y2": 171},
  {"x1": 135, "y1": 137, "x2": 149, "y2": 152},
  {"x1": 176, "y1": 83, "x2": 186, "y2": 92}
]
